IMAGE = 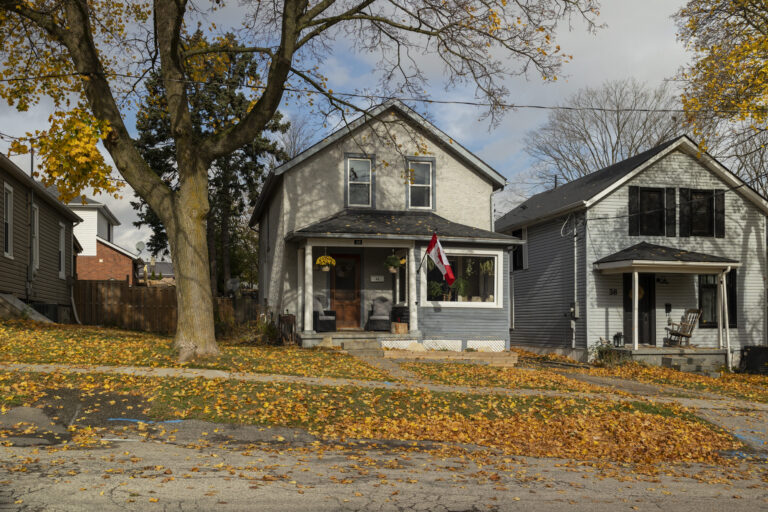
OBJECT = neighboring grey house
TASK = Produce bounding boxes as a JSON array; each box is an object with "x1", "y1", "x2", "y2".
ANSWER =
[
  {"x1": 496, "y1": 136, "x2": 768, "y2": 363},
  {"x1": 249, "y1": 100, "x2": 521, "y2": 350},
  {"x1": 0, "y1": 154, "x2": 81, "y2": 322}
]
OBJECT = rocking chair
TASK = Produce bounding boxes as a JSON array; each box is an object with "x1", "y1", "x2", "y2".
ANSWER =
[{"x1": 665, "y1": 309, "x2": 701, "y2": 347}]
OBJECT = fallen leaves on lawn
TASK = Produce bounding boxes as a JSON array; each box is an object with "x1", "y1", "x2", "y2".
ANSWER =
[
  {"x1": 0, "y1": 320, "x2": 389, "y2": 381},
  {"x1": 583, "y1": 363, "x2": 768, "y2": 403},
  {"x1": 401, "y1": 362, "x2": 611, "y2": 393},
  {"x1": 0, "y1": 370, "x2": 739, "y2": 465}
]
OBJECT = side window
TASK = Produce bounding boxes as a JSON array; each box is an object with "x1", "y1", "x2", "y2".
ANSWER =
[
  {"x1": 699, "y1": 270, "x2": 736, "y2": 328},
  {"x1": 406, "y1": 160, "x2": 433, "y2": 209},
  {"x1": 346, "y1": 157, "x2": 373, "y2": 207},
  {"x1": 510, "y1": 228, "x2": 527, "y2": 271},
  {"x1": 3, "y1": 183, "x2": 13, "y2": 258}
]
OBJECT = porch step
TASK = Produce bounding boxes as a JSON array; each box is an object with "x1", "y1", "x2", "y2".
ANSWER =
[
  {"x1": 661, "y1": 356, "x2": 723, "y2": 375},
  {"x1": 340, "y1": 340, "x2": 380, "y2": 351}
]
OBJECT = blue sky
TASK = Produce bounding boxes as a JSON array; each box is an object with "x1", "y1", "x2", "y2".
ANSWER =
[{"x1": 0, "y1": 0, "x2": 689, "y2": 255}]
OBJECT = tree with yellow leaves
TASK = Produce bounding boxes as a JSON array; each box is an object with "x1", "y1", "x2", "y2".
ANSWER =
[{"x1": 0, "y1": 0, "x2": 599, "y2": 361}]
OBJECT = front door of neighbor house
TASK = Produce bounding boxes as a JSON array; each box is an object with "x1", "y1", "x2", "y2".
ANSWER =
[
  {"x1": 331, "y1": 255, "x2": 361, "y2": 329},
  {"x1": 623, "y1": 273, "x2": 656, "y2": 345}
]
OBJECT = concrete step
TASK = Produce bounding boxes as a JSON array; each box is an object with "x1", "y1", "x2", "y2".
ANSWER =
[
  {"x1": 344, "y1": 349, "x2": 385, "y2": 358},
  {"x1": 341, "y1": 340, "x2": 380, "y2": 351}
]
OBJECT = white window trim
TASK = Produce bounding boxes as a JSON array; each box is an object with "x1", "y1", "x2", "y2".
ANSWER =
[
  {"x1": 347, "y1": 157, "x2": 372, "y2": 207},
  {"x1": 3, "y1": 183, "x2": 13, "y2": 260},
  {"x1": 31, "y1": 203, "x2": 39, "y2": 271},
  {"x1": 407, "y1": 160, "x2": 433, "y2": 210},
  {"x1": 58, "y1": 222, "x2": 66, "y2": 279},
  {"x1": 420, "y1": 247, "x2": 504, "y2": 309}
]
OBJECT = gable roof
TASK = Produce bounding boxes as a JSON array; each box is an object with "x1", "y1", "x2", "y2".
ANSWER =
[
  {"x1": 250, "y1": 100, "x2": 506, "y2": 226},
  {"x1": 67, "y1": 196, "x2": 121, "y2": 226},
  {"x1": 288, "y1": 209, "x2": 520, "y2": 245},
  {"x1": 0, "y1": 154, "x2": 81, "y2": 223},
  {"x1": 96, "y1": 236, "x2": 139, "y2": 260},
  {"x1": 495, "y1": 137, "x2": 684, "y2": 231}
]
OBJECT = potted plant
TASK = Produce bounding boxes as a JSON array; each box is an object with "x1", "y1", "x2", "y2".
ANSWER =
[
  {"x1": 428, "y1": 280, "x2": 444, "y2": 301},
  {"x1": 315, "y1": 255, "x2": 336, "y2": 272},
  {"x1": 384, "y1": 255, "x2": 402, "y2": 274},
  {"x1": 450, "y1": 276, "x2": 469, "y2": 301}
]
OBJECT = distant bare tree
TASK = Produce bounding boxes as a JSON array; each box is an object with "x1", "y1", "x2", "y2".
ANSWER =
[
  {"x1": 525, "y1": 78, "x2": 683, "y2": 187},
  {"x1": 281, "y1": 115, "x2": 316, "y2": 159}
]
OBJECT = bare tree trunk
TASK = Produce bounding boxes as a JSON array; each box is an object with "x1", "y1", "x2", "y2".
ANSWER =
[
  {"x1": 164, "y1": 165, "x2": 218, "y2": 362},
  {"x1": 221, "y1": 203, "x2": 232, "y2": 289}
]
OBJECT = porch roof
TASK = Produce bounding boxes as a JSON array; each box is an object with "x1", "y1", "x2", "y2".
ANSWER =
[
  {"x1": 593, "y1": 242, "x2": 741, "y2": 274},
  {"x1": 286, "y1": 209, "x2": 520, "y2": 245}
]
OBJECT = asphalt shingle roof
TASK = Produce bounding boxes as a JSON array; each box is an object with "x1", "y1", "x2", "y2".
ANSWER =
[
  {"x1": 290, "y1": 209, "x2": 519, "y2": 244},
  {"x1": 496, "y1": 137, "x2": 684, "y2": 231},
  {"x1": 594, "y1": 242, "x2": 739, "y2": 265}
]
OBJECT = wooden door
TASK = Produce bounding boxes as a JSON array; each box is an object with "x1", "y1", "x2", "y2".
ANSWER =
[
  {"x1": 331, "y1": 255, "x2": 361, "y2": 329},
  {"x1": 623, "y1": 273, "x2": 656, "y2": 345}
]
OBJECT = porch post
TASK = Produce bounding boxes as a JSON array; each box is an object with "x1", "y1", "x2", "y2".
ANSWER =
[
  {"x1": 717, "y1": 272, "x2": 723, "y2": 349},
  {"x1": 303, "y1": 242, "x2": 313, "y2": 333},
  {"x1": 297, "y1": 247, "x2": 304, "y2": 332},
  {"x1": 408, "y1": 244, "x2": 418, "y2": 333},
  {"x1": 632, "y1": 271, "x2": 639, "y2": 350},
  {"x1": 722, "y1": 271, "x2": 732, "y2": 369}
]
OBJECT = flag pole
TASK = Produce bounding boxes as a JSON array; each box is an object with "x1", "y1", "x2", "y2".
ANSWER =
[{"x1": 416, "y1": 231, "x2": 435, "y2": 274}]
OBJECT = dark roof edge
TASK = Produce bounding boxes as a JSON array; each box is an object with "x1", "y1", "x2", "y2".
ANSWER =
[
  {"x1": 0, "y1": 154, "x2": 81, "y2": 223},
  {"x1": 286, "y1": 231, "x2": 521, "y2": 246},
  {"x1": 496, "y1": 201, "x2": 587, "y2": 232}
]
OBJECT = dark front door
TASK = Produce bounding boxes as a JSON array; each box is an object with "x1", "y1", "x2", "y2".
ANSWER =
[
  {"x1": 623, "y1": 273, "x2": 656, "y2": 346},
  {"x1": 331, "y1": 255, "x2": 361, "y2": 329}
]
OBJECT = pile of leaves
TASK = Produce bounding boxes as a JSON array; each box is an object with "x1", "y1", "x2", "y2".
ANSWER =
[
  {"x1": 0, "y1": 370, "x2": 740, "y2": 465},
  {"x1": 0, "y1": 321, "x2": 389, "y2": 381},
  {"x1": 584, "y1": 363, "x2": 768, "y2": 403},
  {"x1": 401, "y1": 362, "x2": 610, "y2": 394}
]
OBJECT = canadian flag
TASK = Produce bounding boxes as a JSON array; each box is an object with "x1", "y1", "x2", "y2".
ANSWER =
[{"x1": 426, "y1": 233, "x2": 455, "y2": 285}]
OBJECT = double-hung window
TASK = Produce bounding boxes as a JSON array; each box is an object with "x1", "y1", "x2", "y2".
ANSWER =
[
  {"x1": 680, "y1": 188, "x2": 725, "y2": 238},
  {"x1": 407, "y1": 160, "x2": 433, "y2": 209},
  {"x1": 699, "y1": 270, "x2": 736, "y2": 328},
  {"x1": 3, "y1": 183, "x2": 13, "y2": 258},
  {"x1": 628, "y1": 186, "x2": 676, "y2": 236},
  {"x1": 346, "y1": 157, "x2": 373, "y2": 207},
  {"x1": 31, "y1": 204, "x2": 39, "y2": 271}
]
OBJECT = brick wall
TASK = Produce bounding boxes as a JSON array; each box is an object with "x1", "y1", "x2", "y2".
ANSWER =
[{"x1": 77, "y1": 240, "x2": 135, "y2": 284}]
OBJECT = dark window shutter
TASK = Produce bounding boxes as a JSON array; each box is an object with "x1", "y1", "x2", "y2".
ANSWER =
[
  {"x1": 715, "y1": 190, "x2": 725, "y2": 238},
  {"x1": 679, "y1": 188, "x2": 691, "y2": 237},
  {"x1": 665, "y1": 188, "x2": 676, "y2": 237},
  {"x1": 628, "y1": 186, "x2": 639, "y2": 236}
]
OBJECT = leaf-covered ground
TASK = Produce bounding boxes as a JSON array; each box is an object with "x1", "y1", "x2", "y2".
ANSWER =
[
  {"x1": 581, "y1": 363, "x2": 768, "y2": 403},
  {"x1": 402, "y1": 362, "x2": 611, "y2": 393},
  {"x1": 0, "y1": 370, "x2": 739, "y2": 465},
  {"x1": 0, "y1": 320, "x2": 389, "y2": 381}
]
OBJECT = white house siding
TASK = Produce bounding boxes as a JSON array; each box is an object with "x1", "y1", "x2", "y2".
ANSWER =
[
  {"x1": 258, "y1": 189, "x2": 285, "y2": 311},
  {"x1": 280, "y1": 111, "x2": 495, "y2": 235},
  {"x1": 71, "y1": 208, "x2": 98, "y2": 256},
  {"x1": 97, "y1": 211, "x2": 110, "y2": 240},
  {"x1": 586, "y1": 150, "x2": 767, "y2": 350},
  {"x1": 508, "y1": 214, "x2": 588, "y2": 350}
]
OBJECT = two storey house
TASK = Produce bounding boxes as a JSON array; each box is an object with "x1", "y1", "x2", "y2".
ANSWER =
[
  {"x1": 250, "y1": 100, "x2": 520, "y2": 350},
  {"x1": 496, "y1": 136, "x2": 768, "y2": 365}
]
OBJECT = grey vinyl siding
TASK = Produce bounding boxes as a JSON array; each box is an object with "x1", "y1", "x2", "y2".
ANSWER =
[
  {"x1": 507, "y1": 214, "x2": 587, "y2": 349},
  {"x1": 417, "y1": 244, "x2": 510, "y2": 345},
  {"x1": 0, "y1": 168, "x2": 73, "y2": 306},
  {"x1": 586, "y1": 150, "x2": 767, "y2": 349}
]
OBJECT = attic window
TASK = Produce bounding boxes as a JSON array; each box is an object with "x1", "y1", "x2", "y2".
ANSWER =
[{"x1": 407, "y1": 160, "x2": 433, "y2": 209}]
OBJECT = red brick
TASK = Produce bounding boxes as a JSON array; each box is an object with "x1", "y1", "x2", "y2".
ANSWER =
[{"x1": 77, "y1": 240, "x2": 136, "y2": 284}]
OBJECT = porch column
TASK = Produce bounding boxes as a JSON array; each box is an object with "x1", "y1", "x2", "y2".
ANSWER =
[
  {"x1": 722, "y1": 271, "x2": 732, "y2": 369},
  {"x1": 408, "y1": 244, "x2": 418, "y2": 333},
  {"x1": 303, "y1": 242, "x2": 313, "y2": 333},
  {"x1": 632, "y1": 271, "x2": 639, "y2": 350},
  {"x1": 297, "y1": 247, "x2": 305, "y2": 332},
  {"x1": 717, "y1": 272, "x2": 723, "y2": 349}
]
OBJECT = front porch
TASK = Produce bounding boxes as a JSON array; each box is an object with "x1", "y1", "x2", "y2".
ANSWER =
[{"x1": 607, "y1": 345, "x2": 728, "y2": 374}]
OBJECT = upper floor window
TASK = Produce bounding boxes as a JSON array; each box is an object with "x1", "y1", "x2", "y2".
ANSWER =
[
  {"x1": 3, "y1": 183, "x2": 13, "y2": 259},
  {"x1": 628, "y1": 186, "x2": 676, "y2": 237},
  {"x1": 680, "y1": 188, "x2": 725, "y2": 238},
  {"x1": 407, "y1": 160, "x2": 433, "y2": 209},
  {"x1": 346, "y1": 156, "x2": 373, "y2": 207}
]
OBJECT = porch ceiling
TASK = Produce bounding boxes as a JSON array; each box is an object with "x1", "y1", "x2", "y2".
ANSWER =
[{"x1": 593, "y1": 242, "x2": 740, "y2": 274}]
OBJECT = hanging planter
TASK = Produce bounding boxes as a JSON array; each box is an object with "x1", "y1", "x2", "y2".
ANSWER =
[
  {"x1": 384, "y1": 255, "x2": 402, "y2": 274},
  {"x1": 316, "y1": 255, "x2": 336, "y2": 272}
]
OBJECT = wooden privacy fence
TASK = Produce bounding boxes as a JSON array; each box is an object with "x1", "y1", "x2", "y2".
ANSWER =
[{"x1": 73, "y1": 280, "x2": 263, "y2": 334}]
